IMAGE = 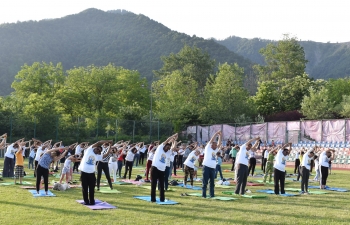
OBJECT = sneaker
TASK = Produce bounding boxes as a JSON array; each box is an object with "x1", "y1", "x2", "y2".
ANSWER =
[
  {"x1": 299, "y1": 191, "x2": 305, "y2": 194},
  {"x1": 246, "y1": 189, "x2": 252, "y2": 194},
  {"x1": 304, "y1": 192, "x2": 310, "y2": 195}
]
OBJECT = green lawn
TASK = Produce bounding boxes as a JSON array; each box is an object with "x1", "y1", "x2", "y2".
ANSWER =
[{"x1": 0, "y1": 160, "x2": 349, "y2": 225}]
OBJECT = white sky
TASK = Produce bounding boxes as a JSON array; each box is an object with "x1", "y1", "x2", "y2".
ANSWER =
[{"x1": 0, "y1": 0, "x2": 349, "y2": 43}]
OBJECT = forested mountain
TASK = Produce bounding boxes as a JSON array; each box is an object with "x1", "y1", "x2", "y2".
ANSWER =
[
  {"x1": 0, "y1": 8, "x2": 254, "y2": 96},
  {"x1": 217, "y1": 36, "x2": 350, "y2": 79}
]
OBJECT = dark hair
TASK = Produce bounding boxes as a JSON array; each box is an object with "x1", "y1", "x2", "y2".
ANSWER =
[{"x1": 164, "y1": 143, "x2": 171, "y2": 147}]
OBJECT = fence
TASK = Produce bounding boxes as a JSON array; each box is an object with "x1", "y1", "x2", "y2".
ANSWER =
[
  {"x1": 186, "y1": 119, "x2": 350, "y2": 144},
  {"x1": 0, "y1": 115, "x2": 173, "y2": 157}
]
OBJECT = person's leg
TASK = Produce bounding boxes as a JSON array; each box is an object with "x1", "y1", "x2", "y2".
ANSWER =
[
  {"x1": 34, "y1": 161, "x2": 38, "y2": 177},
  {"x1": 274, "y1": 168, "x2": 280, "y2": 194},
  {"x1": 96, "y1": 162, "x2": 103, "y2": 190},
  {"x1": 123, "y1": 161, "x2": 129, "y2": 179},
  {"x1": 164, "y1": 166, "x2": 170, "y2": 190},
  {"x1": 184, "y1": 165, "x2": 190, "y2": 186},
  {"x1": 268, "y1": 165, "x2": 273, "y2": 183},
  {"x1": 297, "y1": 166, "x2": 301, "y2": 181},
  {"x1": 209, "y1": 167, "x2": 215, "y2": 197},
  {"x1": 263, "y1": 164, "x2": 269, "y2": 182},
  {"x1": 173, "y1": 158, "x2": 177, "y2": 176},
  {"x1": 261, "y1": 157, "x2": 264, "y2": 170},
  {"x1": 128, "y1": 161, "x2": 133, "y2": 180},
  {"x1": 322, "y1": 166, "x2": 329, "y2": 186},
  {"x1": 235, "y1": 165, "x2": 244, "y2": 194},
  {"x1": 240, "y1": 165, "x2": 248, "y2": 195},
  {"x1": 218, "y1": 165, "x2": 223, "y2": 180},
  {"x1": 102, "y1": 163, "x2": 113, "y2": 189},
  {"x1": 36, "y1": 165, "x2": 43, "y2": 192},
  {"x1": 89, "y1": 173, "x2": 96, "y2": 205},
  {"x1": 145, "y1": 160, "x2": 151, "y2": 180},
  {"x1": 109, "y1": 163, "x2": 116, "y2": 183},
  {"x1": 3, "y1": 157, "x2": 9, "y2": 177},
  {"x1": 150, "y1": 167, "x2": 158, "y2": 202},
  {"x1": 202, "y1": 166, "x2": 209, "y2": 197},
  {"x1": 215, "y1": 165, "x2": 218, "y2": 179},
  {"x1": 168, "y1": 162, "x2": 173, "y2": 179},
  {"x1": 231, "y1": 157, "x2": 236, "y2": 171},
  {"x1": 305, "y1": 168, "x2": 310, "y2": 193},
  {"x1": 301, "y1": 167, "x2": 306, "y2": 192},
  {"x1": 189, "y1": 167, "x2": 194, "y2": 186},
  {"x1": 81, "y1": 172, "x2": 89, "y2": 204},
  {"x1": 158, "y1": 170, "x2": 165, "y2": 202},
  {"x1": 43, "y1": 168, "x2": 49, "y2": 193},
  {"x1": 117, "y1": 161, "x2": 123, "y2": 177},
  {"x1": 251, "y1": 158, "x2": 256, "y2": 176},
  {"x1": 294, "y1": 159, "x2": 298, "y2": 174},
  {"x1": 248, "y1": 158, "x2": 252, "y2": 175},
  {"x1": 9, "y1": 158, "x2": 14, "y2": 177},
  {"x1": 280, "y1": 170, "x2": 286, "y2": 194},
  {"x1": 182, "y1": 157, "x2": 187, "y2": 171}
]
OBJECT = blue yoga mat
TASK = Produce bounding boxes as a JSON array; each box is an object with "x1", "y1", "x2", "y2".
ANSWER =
[
  {"x1": 29, "y1": 190, "x2": 56, "y2": 197},
  {"x1": 308, "y1": 186, "x2": 348, "y2": 192},
  {"x1": 177, "y1": 184, "x2": 202, "y2": 190},
  {"x1": 256, "y1": 189, "x2": 299, "y2": 196},
  {"x1": 133, "y1": 196, "x2": 179, "y2": 205}
]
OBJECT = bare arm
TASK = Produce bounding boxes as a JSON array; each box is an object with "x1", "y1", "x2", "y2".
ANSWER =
[{"x1": 91, "y1": 140, "x2": 113, "y2": 148}]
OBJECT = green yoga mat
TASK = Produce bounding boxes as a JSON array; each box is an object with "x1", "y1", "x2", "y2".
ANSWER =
[
  {"x1": 113, "y1": 181, "x2": 131, "y2": 185},
  {"x1": 0, "y1": 181, "x2": 32, "y2": 185},
  {"x1": 187, "y1": 193, "x2": 202, "y2": 197},
  {"x1": 99, "y1": 188, "x2": 121, "y2": 194},
  {"x1": 253, "y1": 180, "x2": 274, "y2": 184},
  {"x1": 186, "y1": 193, "x2": 236, "y2": 200},
  {"x1": 25, "y1": 175, "x2": 35, "y2": 178},
  {"x1": 285, "y1": 188, "x2": 328, "y2": 195},
  {"x1": 241, "y1": 195, "x2": 267, "y2": 198}
]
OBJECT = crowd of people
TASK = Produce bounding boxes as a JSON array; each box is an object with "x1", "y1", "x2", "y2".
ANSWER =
[{"x1": 1, "y1": 131, "x2": 336, "y2": 204}]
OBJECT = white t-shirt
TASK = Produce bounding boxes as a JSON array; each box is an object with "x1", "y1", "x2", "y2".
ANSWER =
[
  {"x1": 64, "y1": 158, "x2": 72, "y2": 169},
  {"x1": 184, "y1": 151, "x2": 199, "y2": 168},
  {"x1": 139, "y1": 146, "x2": 147, "y2": 153},
  {"x1": 170, "y1": 150, "x2": 177, "y2": 162},
  {"x1": 135, "y1": 146, "x2": 140, "y2": 154},
  {"x1": 236, "y1": 143, "x2": 249, "y2": 166},
  {"x1": 4, "y1": 144, "x2": 18, "y2": 159},
  {"x1": 178, "y1": 149, "x2": 185, "y2": 156},
  {"x1": 202, "y1": 143, "x2": 219, "y2": 169},
  {"x1": 166, "y1": 150, "x2": 172, "y2": 167},
  {"x1": 79, "y1": 146, "x2": 102, "y2": 173},
  {"x1": 314, "y1": 158, "x2": 319, "y2": 169},
  {"x1": 264, "y1": 150, "x2": 269, "y2": 158},
  {"x1": 109, "y1": 154, "x2": 118, "y2": 163},
  {"x1": 249, "y1": 150, "x2": 256, "y2": 159},
  {"x1": 301, "y1": 150, "x2": 313, "y2": 170},
  {"x1": 125, "y1": 150, "x2": 135, "y2": 162},
  {"x1": 35, "y1": 146, "x2": 45, "y2": 161},
  {"x1": 319, "y1": 151, "x2": 330, "y2": 168},
  {"x1": 274, "y1": 149, "x2": 288, "y2": 172},
  {"x1": 151, "y1": 144, "x2": 168, "y2": 171},
  {"x1": 148, "y1": 151, "x2": 155, "y2": 161},
  {"x1": 75, "y1": 145, "x2": 83, "y2": 155},
  {"x1": 295, "y1": 152, "x2": 300, "y2": 160}
]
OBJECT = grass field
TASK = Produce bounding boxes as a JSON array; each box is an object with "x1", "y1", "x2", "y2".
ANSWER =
[{"x1": 0, "y1": 160, "x2": 349, "y2": 225}]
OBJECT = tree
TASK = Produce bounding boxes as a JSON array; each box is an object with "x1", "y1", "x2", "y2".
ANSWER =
[
  {"x1": 154, "y1": 45, "x2": 215, "y2": 90},
  {"x1": 300, "y1": 87, "x2": 333, "y2": 119},
  {"x1": 336, "y1": 95, "x2": 350, "y2": 118},
  {"x1": 153, "y1": 71, "x2": 200, "y2": 131},
  {"x1": 254, "y1": 34, "x2": 308, "y2": 82},
  {"x1": 201, "y1": 63, "x2": 251, "y2": 123},
  {"x1": 57, "y1": 64, "x2": 149, "y2": 120}
]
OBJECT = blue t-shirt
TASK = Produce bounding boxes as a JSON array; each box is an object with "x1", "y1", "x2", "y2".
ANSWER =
[
  {"x1": 38, "y1": 153, "x2": 53, "y2": 169},
  {"x1": 216, "y1": 157, "x2": 222, "y2": 166}
]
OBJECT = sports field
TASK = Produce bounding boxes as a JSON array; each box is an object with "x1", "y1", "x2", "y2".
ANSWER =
[{"x1": 0, "y1": 161, "x2": 349, "y2": 225}]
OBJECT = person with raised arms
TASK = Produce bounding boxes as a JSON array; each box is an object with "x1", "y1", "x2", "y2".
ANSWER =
[
  {"x1": 300, "y1": 147, "x2": 318, "y2": 194},
  {"x1": 273, "y1": 143, "x2": 291, "y2": 195},
  {"x1": 33, "y1": 139, "x2": 51, "y2": 177},
  {"x1": 263, "y1": 146, "x2": 278, "y2": 183},
  {"x1": 73, "y1": 142, "x2": 89, "y2": 173},
  {"x1": 3, "y1": 137, "x2": 23, "y2": 178},
  {"x1": 36, "y1": 144, "x2": 72, "y2": 195},
  {"x1": 183, "y1": 144, "x2": 200, "y2": 188},
  {"x1": 202, "y1": 130, "x2": 222, "y2": 198},
  {"x1": 79, "y1": 140, "x2": 113, "y2": 205},
  {"x1": 144, "y1": 143, "x2": 158, "y2": 182},
  {"x1": 96, "y1": 142, "x2": 114, "y2": 190},
  {"x1": 234, "y1": 137, "x2": 260, "y2": 195},
  {"x1": 150, "y1": 133, "x2": 177, "y2": 202},
  {"x1": 319, "y1": 148, "x2": 335, "y2": 189}
]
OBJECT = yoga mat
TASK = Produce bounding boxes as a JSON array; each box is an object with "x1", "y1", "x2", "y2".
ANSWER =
[
  {"x1": 241, "y1": 195, "x2": 267, "y2": 198},
  {"x1": 253, "y1": 180, "x2": 274, "y2": 185},
  {"x1": 99, "y1": 187, "x2": 121, "y2": 194},
  {"x1": 21, "y1": 186, "x2": 35, "y2": 189},
  {"x1": 133, "y1": 196, "x2": 179, "y2": 205},
  {"x1": 177, "y1": 184, "x2": 202, "y2": 190},
  {"x1": 76, "y1": 199, "x2": 117, "y2": 210},
  {"x1": 121, "y1": 179, "x2": 143, "y2": 185},
  {"x1": 113, "y1": 181, "x2": 131, "y2": 185},
  {"x1": 0, "y1": 181, "x2": 32, "y2": 185},
  {"x1": 256, "y1": 190, "x2": 299, "y2": 196},
  {"x1": 308, "y1": 186, "x2": 348, "y2": 192},
  {"x1": 186, "y1": 193, "x2": 202, "y2": 197},
  {"x1": 210, "y1": 196, "x2": 236, "y2": 201},
  {"x1": 29, "y1": 190, "x2": 56, "y2": 197},
  {"x1": 0, "y1": 182, "x2": 13, "y2": 186},
  {"x1": 247, "y1": 182, "x2": 264, "y2": 186},
  {"x1": 25, "y1": 175, "x2": 35, "y2": 178}
]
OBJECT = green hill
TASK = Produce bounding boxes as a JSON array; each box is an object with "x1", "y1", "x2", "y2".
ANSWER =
[
  {"x1": 217, "y1": 36, "x2": 350, "y2": 79},
  {"x1": 0, "y1": 8, "x2": 254, "y2": 96}
]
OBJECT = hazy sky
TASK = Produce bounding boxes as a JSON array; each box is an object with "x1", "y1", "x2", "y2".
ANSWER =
[{"x1": 0, "y1": 0, "x2": 349, "y2": 43}]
